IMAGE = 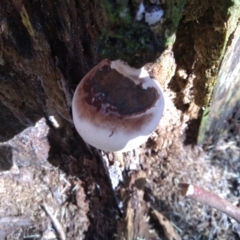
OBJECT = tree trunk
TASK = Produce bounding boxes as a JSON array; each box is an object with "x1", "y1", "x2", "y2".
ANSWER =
[
  {"x1": 0, "y1": 0, "x2": 104, "y2": 141},
  {"x1": 198, "y1": 20, "x2": 240, "y2": 144},
  {"x1": 0, "y1": 0, "x2": 239, "y2": 239},
  {"x1": 0, "y1": 1, "x2": 118, "y2": 239}
]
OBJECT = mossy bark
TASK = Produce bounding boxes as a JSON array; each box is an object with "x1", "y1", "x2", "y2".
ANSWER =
[
  {"x1": 168, "y1": 0, "x2": 240, "y2": 144},
  {"x1": 198, "y1": 17, "x2": 240, "y2": 144},
  {"x1": 98, "y1": 0, "x2": 186, "y2": 67}
]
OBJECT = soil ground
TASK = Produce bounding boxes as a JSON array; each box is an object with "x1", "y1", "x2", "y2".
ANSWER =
[{"x1": 0, "y1": 53, "x2": 240, "y2": 239}]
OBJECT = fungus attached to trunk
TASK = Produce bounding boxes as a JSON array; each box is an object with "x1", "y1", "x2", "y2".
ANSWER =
[{"x1": 72, "y1": 59, "x2": 164, "y2": 152}]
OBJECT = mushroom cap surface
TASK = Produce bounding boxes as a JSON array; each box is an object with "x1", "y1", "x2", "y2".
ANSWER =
[{"x1": 72, "y1": 59, "x2": 164, "y2": 152}]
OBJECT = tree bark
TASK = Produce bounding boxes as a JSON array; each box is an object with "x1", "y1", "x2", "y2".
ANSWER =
[
  {"x1": 0, "y1": 0, "x2": 240, "y2": 239},
  {"x1": 198, "y1": 21, "x2": 240, "y2": 144},
  {"x1": 0, "y1": 0, "x2": 103, "y2": 141},
  {"x1": 0, "y1": 1, "x2": 118, "y2": 239}
]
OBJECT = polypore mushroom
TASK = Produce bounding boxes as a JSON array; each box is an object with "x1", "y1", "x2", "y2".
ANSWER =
[{"x1": 72, "y1": 59, "x2": 164, "y2": 152}]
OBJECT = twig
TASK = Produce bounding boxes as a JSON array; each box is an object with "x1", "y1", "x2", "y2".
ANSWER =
[
  {"x1": 179, "y1": 183, "x2": 240, "y2": 223},
  {"x1": 41, "y1": 204, "x2": 66, "y2": 240}
]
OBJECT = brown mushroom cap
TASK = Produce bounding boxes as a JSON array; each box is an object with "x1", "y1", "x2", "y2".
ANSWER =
[{"x1": 72, "y1": 59, "x2": 164, "y2": 152}]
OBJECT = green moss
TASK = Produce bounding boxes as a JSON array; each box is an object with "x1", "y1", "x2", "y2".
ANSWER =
[
  {"x1": 197, "y1": 0, "x2": 240, "y2": 143},
  {"x1": 101, "y1": 0, "x2": 132, "y2": 26},
  {"x1": 96, "y1": 22, "x2": 164, "y2": 68},
  {"x1": 166, "y1": 0, "x2": 186, "y2": 28},
  {"x1": 164, "y1": 0, "x2": 186, "y2": 47},
  {"x1": 96, "y1": 0, "x2": 186, "y2": 67}
]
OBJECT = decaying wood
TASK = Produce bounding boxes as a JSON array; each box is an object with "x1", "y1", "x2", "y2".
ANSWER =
[
  {"x1": 117, "y1": 171, "x2": 180, "y2": 240},
  {"x1": 1, "y1": 0, "x2": 240, "y2": 239},
  {"x1": 152, "y1": 209, "x2": 180, "y2": 240},
  {"x1": 117, "y1": 171, "x2": 159, "y2": 240},
  {"x1": 0, "y1": 216, "x2": 33, "y2": 238}
]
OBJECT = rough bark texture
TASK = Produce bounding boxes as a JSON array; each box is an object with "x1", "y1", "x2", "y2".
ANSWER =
[
  {"x1": 169, "y1": 0, "x2": 240, "y2": 144},
  {"x1": 0, "y1": 1, "x2": 118, "y2": 239},
  {"x1": 198, "y1": 21, "x2": 240, "y2": 144},
  {"x1": 0, "y1": 0, "x2": 240, "y2": 239},
  {"x1": 0, "y1": 0, "x2": 104, "y2": 141}
]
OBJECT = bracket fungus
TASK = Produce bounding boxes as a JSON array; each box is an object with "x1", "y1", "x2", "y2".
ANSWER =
[{"x1": 72, "y1": 59, "x2": 164, "y2": 152}]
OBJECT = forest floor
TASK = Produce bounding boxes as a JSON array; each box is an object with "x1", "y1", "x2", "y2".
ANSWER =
[{"x1": 0, "y1": 53, "x2": 240, "y2": 240}]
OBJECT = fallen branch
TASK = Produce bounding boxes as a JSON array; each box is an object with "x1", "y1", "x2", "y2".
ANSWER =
[
  {"x1": 179, "y1": 183, "x2": 240, "y2": 223},
  {"x1": 41, "y1": 204, "x2": 66, "y2": 240}
]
